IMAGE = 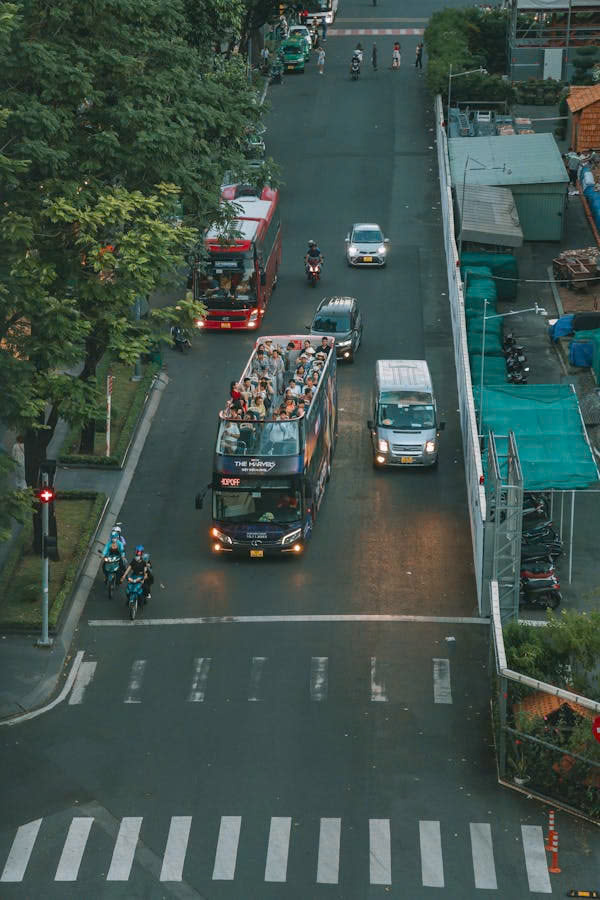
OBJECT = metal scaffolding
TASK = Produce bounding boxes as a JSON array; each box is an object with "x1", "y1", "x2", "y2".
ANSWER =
[{"x1": 486, "y1": 430, "x2": 523, "y2": 624}]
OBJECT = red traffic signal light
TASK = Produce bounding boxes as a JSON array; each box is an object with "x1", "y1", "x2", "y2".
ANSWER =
[{"x1": 37, "y1": 487, "x2": 56, "y2": 503}]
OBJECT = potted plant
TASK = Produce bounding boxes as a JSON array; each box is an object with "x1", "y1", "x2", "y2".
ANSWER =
[{"x1": 509, "y1": 738, "x2": 530, "y2": 785}]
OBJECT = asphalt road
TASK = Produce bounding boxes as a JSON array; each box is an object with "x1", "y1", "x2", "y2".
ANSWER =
[{"x1": 1, "y1": 2, "x2": 599, "y2": 896}]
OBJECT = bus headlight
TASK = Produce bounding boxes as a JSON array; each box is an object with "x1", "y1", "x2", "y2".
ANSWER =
[
  {"x1": 378, "y1": 439, "x2": 389, "y2": 452},
  {"x1": 337, "y1": 339, "x2": 352, "y2": 347},
  {"x1": 211, "y1": 528, "x2": 232, "y2": 545},
  {"x1": 195, "y1": 318, "x2": 205, "y2": 329},
  {"x1": 425, "y1": 440, "x2": 436, "y2": 453},
  {"x1": 282, "y1": 528, "x2": 302, "y2": 545},
  {"x1": 376, "y1": 455, "x2": 386, "y2": 464}
]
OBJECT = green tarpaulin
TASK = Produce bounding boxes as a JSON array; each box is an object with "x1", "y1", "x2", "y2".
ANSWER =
[
  {"x1": 469, "y1": 355, "x2": 507, "y2": 385},
  {"x1": 574, "y1": 328, "x2": 600, "y2": 383},
  {"x1": 461, "y1": 253, "x2": 518, "y2": 301},
  {"x1": 474, "y1": 384, "x2": 599, "y2": 490}
]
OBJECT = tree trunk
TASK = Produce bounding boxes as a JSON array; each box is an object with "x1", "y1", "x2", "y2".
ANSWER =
[{"x1": 78, "y1": 339, "x2": 103, "y2": 455}]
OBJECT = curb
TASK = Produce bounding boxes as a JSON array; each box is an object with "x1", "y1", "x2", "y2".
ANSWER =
[{"x1": 0, "y1": 372, "x2": 169, "y2": 724}]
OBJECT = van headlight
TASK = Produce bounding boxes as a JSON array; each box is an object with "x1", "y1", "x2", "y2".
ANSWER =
[
  {"x1": 282, "y1": 528, "x2": 302, "y2": 545},
  {"x1": 425, "y1": 440, "x2": 436, "y2": 453},
  {"x1": 211, "y1": 527, "x2": 232, "y2": 545},
  {"x1": 378, "y1": 439, "x2": 389, "y2": 452}
]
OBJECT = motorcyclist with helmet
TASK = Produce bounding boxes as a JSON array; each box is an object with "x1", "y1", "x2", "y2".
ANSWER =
[
  {"x1": 121, "y1": 544, "x2": 150, "y2": 602},
  {"x1": 102, "y1": 531, "x2": 126, "y2": 580},
  {"x1": 305, "y1": 240, "x2": 323, "y2": 268}
]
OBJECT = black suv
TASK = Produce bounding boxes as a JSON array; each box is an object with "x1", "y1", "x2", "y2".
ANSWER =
[{"x1": 308, "y1": 296, "x2": 363, "y2": 363}]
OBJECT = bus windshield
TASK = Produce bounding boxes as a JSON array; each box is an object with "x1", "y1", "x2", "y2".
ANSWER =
[
  {"x1": 214, "y1": 478, "x2": 302, "y2": 524},
  {"x1": 197, "y1": 255, "x2": 257, "y2": 307},
  {"x1": 378, "y1": 391, "x2": 435, "y2": 429}
]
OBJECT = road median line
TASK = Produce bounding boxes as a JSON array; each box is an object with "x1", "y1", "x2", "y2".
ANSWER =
[{"x1": 88, "y1": 614, "x2": 489, "y2": 626}]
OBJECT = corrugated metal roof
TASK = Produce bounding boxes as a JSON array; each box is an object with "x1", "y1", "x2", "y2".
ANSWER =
[
  {"x1": 456, "y1": 184, "x2": 523, "y2": 248},
  {"x1": 567, "y1": 84, "x2": 600, "y2": 114},
  {"x1": 448, "y1": 133, "x2": 568, "y2": 187}
]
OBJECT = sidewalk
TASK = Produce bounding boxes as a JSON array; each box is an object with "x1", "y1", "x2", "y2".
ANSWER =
[{"x1": 0, "y1": 374, "x2": 168, "y2": 721}]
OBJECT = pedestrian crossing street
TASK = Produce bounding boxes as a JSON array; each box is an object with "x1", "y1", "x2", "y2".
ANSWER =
[
  {"x1": 67, "y1": 654, "x2": 456, "y2": 706},
  {"x1": 0, "y1": 813, "x2": 553, "y2": 891}
]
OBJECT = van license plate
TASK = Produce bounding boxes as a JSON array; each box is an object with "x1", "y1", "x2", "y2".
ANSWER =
[
  {"x1": 220, "y1": 322, "x2": 231, "y2": 328},
  {"x1": 250, "y1": 549, "x2": 264, "y2": 558},
  {"x1": 401, "y1": 456, "x2": 414, "y2": 464},
  {"x1": 363, "y1": 256, "x2": 372, "y2": 262}
]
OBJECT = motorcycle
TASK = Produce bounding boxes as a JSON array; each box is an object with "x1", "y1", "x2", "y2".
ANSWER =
[
  {"x1": 126, "y1": 574, "x2": 145, "y2": 620},
  {"x1": 522, "y1": 493, "x2": 548, "y2": 519},
  {"x1": 507, "y1": 368, "x2": 529, "y2": 384},
  {"x1": 306, "y1": 258, "x2": 322, "y2": 287},
  {"x1": 102, "y1": 553, "x2": 122, "y2": 600},
  {"x1": 350, "y1": 56, "x2": 361, "y2": 80},
  {"x1": 171, "y1": 325, "x2": 191, "y2": 353},
  {"x1": 269, "y1": 60, "x2": 284, "y2": 84},
  {"x1": 519, "y1": 586, "x2": 561, "y2": 609}
]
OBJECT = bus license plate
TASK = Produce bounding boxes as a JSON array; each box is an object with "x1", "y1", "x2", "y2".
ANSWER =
[
  {"x1": 250, "y1": 549, "x2": 264, "y2": 558},
  {"x1": 401, "y1": 456, "x2": 414, "y2": 464},
  {"x1": 220, "y1": 322, "x2": 231, "y2": 328},
  {"x1": 363, "y1": 256, "x2": 372, "y2": 262}
]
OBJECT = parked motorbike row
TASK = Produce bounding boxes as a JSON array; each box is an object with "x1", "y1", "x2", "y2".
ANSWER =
[
  {"x1": 519, "y1": 494, "x2": 562, "y2": 609},
  {"x1": 503, "y1": 332, "x2": 529, "y2": 384}
]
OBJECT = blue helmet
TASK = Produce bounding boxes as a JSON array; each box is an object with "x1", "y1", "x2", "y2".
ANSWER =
[
  {"x1": 135, "y1": 544, "x2": 144, "y2": 554},
  {"x1": 142, "y1": 553, "x2": 150, "y2": 562},
  {"x1": 110, "y1": 532, "x2": 120, "y2": 542}
]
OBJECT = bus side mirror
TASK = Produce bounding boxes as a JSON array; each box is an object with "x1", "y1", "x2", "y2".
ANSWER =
[
  {"x1": 439, "y1": 421, "x2": 446, "y2": 431},
  {"x1": 195, "y1": 494, "x2": 203, "y2": 510},
  {"x1": 260, "y1": 269, "x2": 266, "y2": 286},
  {"x1": 367, "y1": 420, "x2": 374, "y2": 430}
]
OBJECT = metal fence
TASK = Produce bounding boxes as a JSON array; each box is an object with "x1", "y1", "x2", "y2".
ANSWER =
[
  {"x1": 490, "y1": 580, "x2": 600, "y2": 822},
  {"x1": 435, "y1": 95, "x2": 487, "y2": 611}
]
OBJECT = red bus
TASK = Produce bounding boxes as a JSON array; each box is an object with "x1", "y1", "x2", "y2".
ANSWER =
[{"x1": 193, "y1": 185, "x2": 281, "y2": 331}]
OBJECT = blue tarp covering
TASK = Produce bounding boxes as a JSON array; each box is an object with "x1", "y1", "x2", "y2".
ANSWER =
[
  {"x1": 569, "y1": 340, "x2": 594, "y2": 367},
  {"x1": 581, "y1": 165, "x2": 600, "y2": 233},
  {"x1": 549, "y1": 314, "x2": 574, "y2": 342},
  {"x1": 474, "y1": 384, "x2": 599, "y2": 490}
]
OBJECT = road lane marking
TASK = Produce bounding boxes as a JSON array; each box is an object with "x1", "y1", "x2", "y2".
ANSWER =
[
  {"x1": 106, "y1": 817, "x2": 142, "y2": 881},
  {"x1": 264, "y1": 817, "x2": 292, "y2": 882},
  {"x1": 54, "y1": 817, "x2": 93, "y2": 881},
  {"x1": 433, "y1": 658, "x2": 452, "y2": 704},
  {"x1": 89, "y1": 614, "x2": 489, "y2": 627},
  {"x1": 68, "y1": 660, "x2": 97, "y2": 705},
  {"x1": 188, "y1": 657, "x2": 211, "y2": 702},
  {"x1": 370, "y1": 657, "x2": 387, "y2": 702},
  {"x1": 369, "y1": 819, "x2": 392, "y2": 885},
  {"x1": 248, "y1": 656, "x2": 266, "y2": 701},
  {"x1": 470, "y1": 823, "x2": 497, "y2": 889},
  {"x1": 521, "y1": 825, "x2": 551, "y2": 893},
  {"x1": 0, "y1": 819, "x2": 42, "y2": 882},
  {"x1": 310, "y1": 657, "x2": 329, "y2": 701},
  {"x1": 1, "y1": 650, "x2": 85, "y2": 727},
  {"x1": 160, "y1": 816, "x2": 192, "y2": 882},
  {"x1": 419, "y1": 820, "x2": 444, "y2": 888},
  {"x1": 316, "y1": 818, "x2": 341, "y2": 884},
  {"x1": 124, "y1": 660, "x2": 146, "y2": 704},
  {"x1": 212, "y1": 816, "x2": 241, "y2": 880}
]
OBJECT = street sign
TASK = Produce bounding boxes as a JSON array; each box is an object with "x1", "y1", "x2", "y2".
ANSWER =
[{"x1": 593, "y1": 716, "x2": 600, "y2": 745}]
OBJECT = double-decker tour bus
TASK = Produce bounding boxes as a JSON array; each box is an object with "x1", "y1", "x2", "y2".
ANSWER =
[
  {"x1": 305, "y1": 0, "x2": 338, "y2": 25},
  {"x1": 193, "y1": 185, "x2": 281, "y2": 331},
  {"x1": 195, "y1": 335, "x2": 337, "y2": 557}
]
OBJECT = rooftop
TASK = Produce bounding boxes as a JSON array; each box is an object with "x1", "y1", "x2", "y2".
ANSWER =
[
  {"x1": 566, "y1": 84, "x2": 600, "y2": 114},
  {"x1": 448, "y1": 133, "x2": 568, "y2": 186}
]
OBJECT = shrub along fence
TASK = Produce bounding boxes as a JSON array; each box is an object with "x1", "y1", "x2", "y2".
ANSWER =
[{"x1": 490, "y1": 581, "x2": 600, "y2": 822}]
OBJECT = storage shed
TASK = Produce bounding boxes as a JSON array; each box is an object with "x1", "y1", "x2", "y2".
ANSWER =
[
  {"x1": 448, "y1": 133, "x2": 569, "y2": 241},
  {"x1": 456, "y1": 184, "x2": 524, "y2": 248},
  {"x1": 567, "y1": 85, "x2": 600, "y2": 153}
]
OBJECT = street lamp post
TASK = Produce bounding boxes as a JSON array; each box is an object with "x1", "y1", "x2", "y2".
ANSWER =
[
  {"x1": 447, "y1": 65, "x2": 488, "y2": 132},
  {"x1": 478, "y1": 300, "x2": 547, "y2": 432}
]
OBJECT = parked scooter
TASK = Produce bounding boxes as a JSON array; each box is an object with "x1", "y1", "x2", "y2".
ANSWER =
[
  {"x1": 522, "y1": 493, "x2": 548, "y2": 519},
  {"x1": 519, "y1": 575, "x2": 562, "y2": 609}
]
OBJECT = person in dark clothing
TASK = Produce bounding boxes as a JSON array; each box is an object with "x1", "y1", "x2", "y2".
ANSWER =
[
  {"x1": 121, "y1": 545, "x2": 150, "y2": 601},
  {"x1": 372, "y1": 43, "x2": 377, "y2": 71},
  {"x1": 415, "y1": 42, "x2": 423, "y2": 69}
]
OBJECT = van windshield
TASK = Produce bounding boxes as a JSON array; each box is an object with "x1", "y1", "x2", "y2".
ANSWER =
[{"x1": 378, "y1": 392, "x2": 435, "y2": 429}]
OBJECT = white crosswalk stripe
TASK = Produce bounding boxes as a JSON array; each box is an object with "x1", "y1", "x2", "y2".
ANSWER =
[
  {"x1": 106, "y1": 816, "x2": 142, "y2": 881},
  {"x1": 0, "y1": 813, "x2": 561, "y2": 890},
  {"x1": 188, "y1": 657, "x2": 211, "y2": 702},
  {"x1": 160, "y1": 816, "x2": 192, "y2": 882},
  {"x1": 420, "y1": 819, "x2": 444, "y2": 888},
  {"x1": 0, "y1": 819, "x2": 42, "y2": 882},
  {"x1": 68, "y1": 661, "x2": 97, "y2": 705},
  {"x1": 264, "y1": 816, "x2": 292, "y2": 882},
  {"x1": 316, "y1": 817, "x2": 341, "y2": 884},
  {"x1": 369, "y1": 818, "x2": 392, "y2": 885},
  {"x1": 433, "y1": 658, "x2": 452, "y2": 704},
  {"x1": 310, "y1": 656, "x2": 328, "y2": 701},
  {"x1": 370, "y1": 656, "x2": 387, "y2": 702},
  {"x1": 124, "y1": 659, "x2": 146, "y2": 704},
  {"x1": 470, "y1": 822, "x2": 497, "y2": 889},
  {"x1": 248, "y1": 656, "x2": 266, "y2": 701},
  {"x1": 212, "y1": 815, "x2": 241, "y2": 880},
  {"x1": 54, "y1": 817, "x2": 93, "y2": 881}
]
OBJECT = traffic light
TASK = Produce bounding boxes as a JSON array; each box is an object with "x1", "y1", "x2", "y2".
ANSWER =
[{"x1": 36, "y1": 486, "x2": 56, "y2": 503}]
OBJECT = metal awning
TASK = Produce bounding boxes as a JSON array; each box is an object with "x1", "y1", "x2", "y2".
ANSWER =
[{"x1": 456, "y1": 184, "x2": 523, "y2": 248}]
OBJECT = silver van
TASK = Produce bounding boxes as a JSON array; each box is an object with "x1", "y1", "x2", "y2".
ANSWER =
[{"x1": 367, "y1": 360, "x2": 445, "y2": 467}]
